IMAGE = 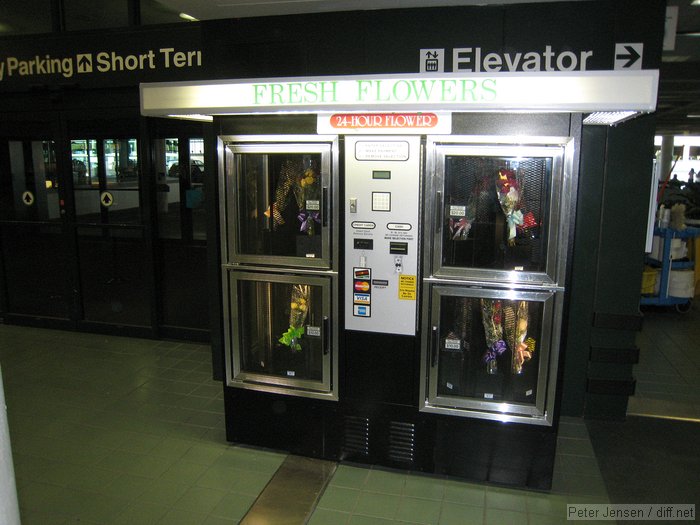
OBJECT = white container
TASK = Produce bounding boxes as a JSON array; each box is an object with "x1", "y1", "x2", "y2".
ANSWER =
[
  {"x1": 649, "y1": 236, "x2": 687, "y2": 261},
  {"x1": 668, "y1": 269, "x2": 695, "y2": 298}
]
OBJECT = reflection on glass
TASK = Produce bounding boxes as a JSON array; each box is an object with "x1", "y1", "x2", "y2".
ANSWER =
[
  {"x1": 64, "y1": 0, "x2": 127, "y2": 30},
  {"x1": 105, "y1": 138, "x2": 138, "y2": 187},
  {"x1": 2, "y1": 140, "x2": 59, "y2": 221},
  {"x1": 238, "y1": 279, "x2": 324, "y2": 381},
  {"x1": 155, "y1": 137, "x2": 206, "y2": 240},
  {"x1": 237, "y1": 153, "x2": 322, "y2": 258},
  {"x1": 189, "y1": 138, "x2": 206, "y2": 240},
  {"x1": 72, "y1": 139, "x2": 101, "y2": 220},
  {"x1": 435, "y1": 294, "x2": 541, "y2": 405},
  {"x1": 71, "y1": 139, "x2": 98, "y2": 187},
  {"x1": 442, "y1": 155, "x2": 551, "y2": 273},
  {"x1": 156, "y1": 138, "x2": 181, "y2": 239}
]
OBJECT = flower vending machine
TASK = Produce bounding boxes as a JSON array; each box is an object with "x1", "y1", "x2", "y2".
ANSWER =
[
  {"x1": 420, "y1": 137, "x2": 574, "y2": 427},
  {"x1": 220, "y1": 136, "x2": 339, "y2": 407}
]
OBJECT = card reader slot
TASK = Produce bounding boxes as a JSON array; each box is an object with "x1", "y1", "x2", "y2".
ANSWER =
[
  {"x1": 354, "y1": 238, "x2": 374, "y2": 250},
  {"x1": 389, "y1": 242, "x2": 408, "y2": 255}
]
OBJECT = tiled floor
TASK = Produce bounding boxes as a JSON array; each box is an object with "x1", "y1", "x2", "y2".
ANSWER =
[
  {"x1": 628, "y1": 302, "x2": 700, "y2": 420},
  {"x1": 0, "y1": 324, "x2": 612, "y2": 525}
]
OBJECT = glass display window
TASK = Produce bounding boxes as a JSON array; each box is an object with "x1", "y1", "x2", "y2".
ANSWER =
[
  {"x1": 225, "y1": 142, "x2": 332, "y2": 269},
  {"x1": 421, "y1": 284, "x2": 560, "y2": 425},
  {"x1": 227, "y1": 271, "x2": 334, "y2": 398},
  {"x1": 427, "y1": 141, "x2": 570, "y2": 286}
]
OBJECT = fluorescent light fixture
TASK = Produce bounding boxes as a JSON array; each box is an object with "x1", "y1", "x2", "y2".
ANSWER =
[
  {"x1": 688, "y1": 114, "x2": 700, "y2": 118},
  {"x1": 179, "y1": 12, "x2": 199, "y2": 22},
  {"x1": 141, "y1": 71, "x2": 659, "y2": 117},
  {"x1": 166, "y1": 114, "x2": 213, "y2": 122},
  {"x1": 662, "y1": 55, "x2": 691, "y2": 62},
  {"x1": 583, "y1": 111, "x2": 639, "y2": 126},
  {"x1": 692, "y1": 0, "x2": 700, "y2": 5}
]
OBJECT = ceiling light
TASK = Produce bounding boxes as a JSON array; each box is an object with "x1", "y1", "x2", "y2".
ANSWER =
[
  {"x1": 583, "y1": 111, "x2": 639, "y2": 126},
  {"x1": 179, "y1": 12, "x2": 199, "y2": 22},
  {"x1": 662, "y1": 55, "x2": 691, "y2": 62},
  {"x1": 166, "y1": 114, "x2": 213, "y2": 122},
  {"x1": 691, "y1": 0, "x2": 700, "y2": 5}
]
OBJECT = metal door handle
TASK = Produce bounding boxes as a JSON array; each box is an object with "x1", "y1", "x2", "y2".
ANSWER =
[
  {"x1": 323, "y1": 316, "x2": 330, "y2": 355},
  {"x1": 435, "y1": 191, "x2": 442, "y2": 234},
  {"x1": 431, "y1": 326, "x2": 438, "y2": 367},
  {"x1": 322, "y1": 187, "x2": 328, "y2": 227}
]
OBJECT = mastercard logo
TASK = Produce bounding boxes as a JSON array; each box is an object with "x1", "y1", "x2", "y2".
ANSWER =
[{"x1": 354, "y1": 281, "x2": 370, "y2": 292}]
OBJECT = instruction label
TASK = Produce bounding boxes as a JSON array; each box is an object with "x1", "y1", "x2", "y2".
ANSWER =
[{"x1": 398, "y1": 274, "x2": 416, "y2": 301}]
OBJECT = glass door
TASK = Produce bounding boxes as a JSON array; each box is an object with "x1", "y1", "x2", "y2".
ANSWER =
[
  {"x1": 225, "y1": 142, "x2": 333, "y2": 269},
  {"x1": 151, "y1": 128, "x2": 209, "y2": 338},
  {"x1": 69, "y1": 123, "x2": 152, "y2": 329},
  {"x1": 227, "y1": 271, "x2": 336, "y2": 399},
  {"x1": 0, "y1": 132, "x2": 72, "y2": 320},
  {"x1": 427, "y1": 142, "x2": 570, "y2": 286},
  {"x1": 421, "y1": 285, "x2": 560, "y2": 425}
]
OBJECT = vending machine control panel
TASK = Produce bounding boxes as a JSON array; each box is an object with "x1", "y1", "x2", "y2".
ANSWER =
[{"x1": 344, "y1": 136, "x2": 421, "y2": 335}]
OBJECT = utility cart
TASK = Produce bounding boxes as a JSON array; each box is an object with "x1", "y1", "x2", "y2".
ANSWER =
[{"x1": 641, "y1": 226, "x2": 700, "y2": 312}]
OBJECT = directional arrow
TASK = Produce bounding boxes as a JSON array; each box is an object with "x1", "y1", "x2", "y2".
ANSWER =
[
  {"x1": 614, "y1": 43, "x2": 643, "y2": 70},
  {"x1": 616, "y1": 45, "x2": 640, "y2": 68},
  {"x1": 76, "y1": 53, "x2": 93, "y2": 74},
  {"x1": 21, "y1": 191, "x2": 34, "y2": 206},
  {"x1": 100, "y1": 191, "x2": 114, "y2": 207}
]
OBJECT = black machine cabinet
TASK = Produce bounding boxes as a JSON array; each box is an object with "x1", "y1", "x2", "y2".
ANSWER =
[{"x1": 219, "y1": 122, "x2": 576, "y2": 491}]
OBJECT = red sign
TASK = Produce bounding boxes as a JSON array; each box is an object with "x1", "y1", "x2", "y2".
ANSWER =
[{"x1": 330, "y1": 112, "x2": 439, "y2": 129}]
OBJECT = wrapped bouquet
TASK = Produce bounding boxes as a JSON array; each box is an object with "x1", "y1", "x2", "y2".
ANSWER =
[
  {"x1": 265, "y1": 159, "x2": 321, "y2": 235},
  {"x1": 480, "y1": 298, "x2": 506, "y2": 374},
  {"x1": 503, "y1": 301, "x2": 535, "y2": 374},
  {"x1": 496, "y1": 168, "x2": 523, "y2": 245},
  {"x1": 278, "y1": 284, "x2": 311, "y2": 352},
  {"x1": 295, "y1": 165, "x2": 321, "y2": 236}
]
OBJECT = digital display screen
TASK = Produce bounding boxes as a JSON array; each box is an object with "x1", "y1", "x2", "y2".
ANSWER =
[{"x1": 372, "y1": 170, "x2": 391, "y2": 180}]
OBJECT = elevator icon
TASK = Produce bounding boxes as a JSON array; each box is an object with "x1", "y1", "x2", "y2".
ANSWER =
[{"x1": 419, "y1": 49, "x2": 444, "y2": 73}]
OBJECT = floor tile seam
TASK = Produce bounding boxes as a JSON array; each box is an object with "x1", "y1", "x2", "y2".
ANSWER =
[{"x1": 17, "y1": 476, "x2": 118, "y2": 499}]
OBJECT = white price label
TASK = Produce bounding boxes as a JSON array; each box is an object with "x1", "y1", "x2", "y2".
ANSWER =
[{"x1": 449, "y1": 205, "x2": 466, "y2": 217}]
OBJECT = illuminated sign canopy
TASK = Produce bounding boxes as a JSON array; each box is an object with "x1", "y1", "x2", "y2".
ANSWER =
[{"x1": 140, "y1": 70, "x2": 659, "y2": 118}]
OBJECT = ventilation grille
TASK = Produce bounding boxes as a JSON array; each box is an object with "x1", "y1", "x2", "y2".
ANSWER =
[
  {"x1": 342, "y1": 415, "x2": 370, "y2": 457},
  {"x1": 388, "y1": 421, "x2": 415, "y2": 465}
]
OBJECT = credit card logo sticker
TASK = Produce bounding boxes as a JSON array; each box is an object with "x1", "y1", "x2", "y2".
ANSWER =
[
  {"x1": 354, "y1": 305, "x2": 371, "y2": 317},
  {"x1": 354, "y1": 281, "x2": 370, "y2": 292},
  {"x1": 354, "y1": 293, "x2": 371, "y2": 304},
  {"x1": 354, "y1": 268, "x2": 371, "y2": 279}
]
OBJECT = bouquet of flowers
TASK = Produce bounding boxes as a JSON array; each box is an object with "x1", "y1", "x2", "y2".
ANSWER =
[
  {"x1": 295, "y1": 164, "x2": 321, "y2": 236},
  {"x1": 448, "y1": 194, "x2": 477, "y2": 241},
  {"x1": 267, "y1": 159, "x2": 301, "y2": 229},
  {"x1": 278, "y1": 284, "x2": 311, "y2": 352},
  {"x1": 503, "y1": 301, "x2": 535, "y2": 374},
  {"x1": 496, "y1": 168, "x2": 524, "y2": 245},
  {"x1": 480, "y1": 298, "x2": 506, "y2": 374},
  {"x1": 265, "y1": 159, "x2": 321, "y2": 235}
]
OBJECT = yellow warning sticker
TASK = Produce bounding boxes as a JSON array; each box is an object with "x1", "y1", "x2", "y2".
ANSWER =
[{"x1": 398, "y1": 274, "x2": 417, "y2": 301}]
